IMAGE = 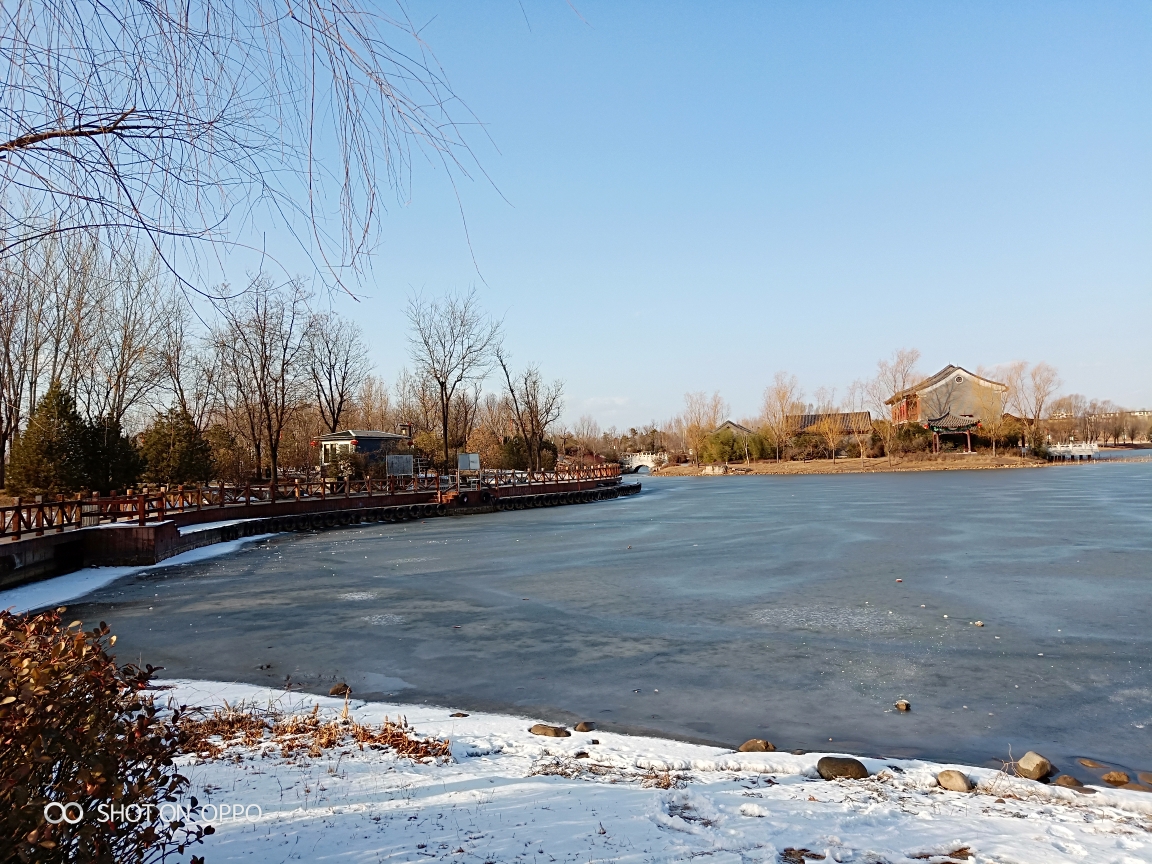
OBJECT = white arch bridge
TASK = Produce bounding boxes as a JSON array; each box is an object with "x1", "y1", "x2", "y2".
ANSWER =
[{"x1": 620, "y1": 452, "x2": 666, "y2": 473}]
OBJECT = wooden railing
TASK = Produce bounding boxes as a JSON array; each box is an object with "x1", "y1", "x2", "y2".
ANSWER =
[
  {"x1": 0, "y1": 463, "x2": 622, "y2": 541},
  {"x1": 474, "y1": 463, "x2": 621, "y2": 489}
]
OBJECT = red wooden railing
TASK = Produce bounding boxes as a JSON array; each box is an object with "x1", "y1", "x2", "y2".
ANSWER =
[{"x1": 0, "y1": 464, "x2": 622, "y2": 541}]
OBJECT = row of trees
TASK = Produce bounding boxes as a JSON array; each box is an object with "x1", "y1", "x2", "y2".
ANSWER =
[
  {"x1": 1, "y1": 232, "x2": 566, "y2": 495},
  {"x1": 567, "y1": 350, "x2": 1145, "y2": 468}
]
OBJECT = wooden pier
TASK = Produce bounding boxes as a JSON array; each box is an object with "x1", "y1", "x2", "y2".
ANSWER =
[{"x1": 0, "y1": 466, "x2": 638, "y2": 592}]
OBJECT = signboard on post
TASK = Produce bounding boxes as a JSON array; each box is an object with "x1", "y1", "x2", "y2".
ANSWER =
[
  {"x1": 386, "y1": 455, "x2": 414, "y2": 476},
  {"x1": 457, "y1": 453, "x2": 480, "y2": 471}
]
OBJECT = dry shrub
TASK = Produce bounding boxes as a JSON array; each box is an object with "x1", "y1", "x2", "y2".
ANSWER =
[
  {"x1": 527, "y1": 755, "x2": 686, "y2": 788},
  {"x1": 0, "y1": 608, "x2": 210, "y2": 864},
  {"x1": 641, "y1": 768, "x2": 688, "y2": 789},
  {"x1": 178, "y1": 703, "x2": 451, "y2": 763},
  {"x1": 179, "y1": 702, "x2": 271, "y2": 759}
]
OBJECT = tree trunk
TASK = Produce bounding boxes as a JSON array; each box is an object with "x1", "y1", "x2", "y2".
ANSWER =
[{"x1": 438, "y1": 383, "x2": 451, "y2": 470}]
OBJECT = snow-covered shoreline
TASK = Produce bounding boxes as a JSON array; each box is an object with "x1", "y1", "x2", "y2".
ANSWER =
[
  {"x1": 160, "y1": 679, "x2": 1151, "y2": 863},
  {"x1": 0, "y1": 532, "x2": 278, "y2": 615}
]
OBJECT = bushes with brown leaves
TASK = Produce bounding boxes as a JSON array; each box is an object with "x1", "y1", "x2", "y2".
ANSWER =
[{"x1": 0, "y1": 608, "x2": 210, "y2": 864}]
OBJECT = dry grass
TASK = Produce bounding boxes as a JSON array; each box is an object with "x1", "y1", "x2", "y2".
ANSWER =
[
  {"x1": 177, "y1": 700, "x2": 452, "y2": 763},
  {"x1": 527, "y1": 754, "x2": 687, "y2": 789}
]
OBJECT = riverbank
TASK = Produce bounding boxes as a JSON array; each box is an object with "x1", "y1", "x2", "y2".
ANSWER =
[
  {"x1": 160, "y1": 679, "x2": 1152, "y2": 863},
  {"x1": 656, "y1": 453, "x2": 1048, "y2": 476}
]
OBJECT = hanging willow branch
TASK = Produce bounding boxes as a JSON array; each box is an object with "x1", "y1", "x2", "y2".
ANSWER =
[{"x1": 0, "y1": 0, "x2": 482, "y2": 289}]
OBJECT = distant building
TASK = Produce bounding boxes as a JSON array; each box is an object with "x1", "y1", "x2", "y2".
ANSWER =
[
  {"x1": 313, "y1": 429, "x2": 410, "y2": 471},
  {"x1": 712, "y1": 420, "x2": 755, "y2": 436},
  {"x1": 886, "y1": 365, "x2": 1006, "y2": 427},
  {"x1": 787, "y1": 412, "x2": 872, "y2": 436}
]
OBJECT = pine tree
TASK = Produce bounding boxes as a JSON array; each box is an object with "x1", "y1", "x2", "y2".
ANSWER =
[
  {"x1": 6, "y1": 381, "x2": 87, "y2": 495},
  {"x1": 83, "y1": 416, "x2": 145, "y2": 495},
  {"x1": 140, "y1": 409, "x2": 214, "y2": 485}
]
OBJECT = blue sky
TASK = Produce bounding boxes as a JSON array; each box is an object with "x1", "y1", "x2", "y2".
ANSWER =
[{"x1": 308, "y1": 1, "x2": 1151, "y2": 428}]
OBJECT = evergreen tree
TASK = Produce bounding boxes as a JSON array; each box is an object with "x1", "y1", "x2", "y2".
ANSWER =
[
  {"x1": 6, "y1": 381, "x2": 87, "y2": 495},
  {"x1": 140, "y1": 409, "x2": 214, "y2": 485},
  {"x1": 83, "y1": 417, "x2": 145, "y2": 495}
]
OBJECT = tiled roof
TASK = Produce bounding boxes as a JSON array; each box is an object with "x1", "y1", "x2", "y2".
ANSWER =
[
  {"x1": 789, "y1": 412, "x2": 873, "y2": 434},
  {"x1": 314, "y1": 429, "x2": 409, "y2": 442},
  {"x1": 886, "y1": 365, "x2": 1007, "y2": 404},
  {"x1": 926, "y1": 413, "x2": 980, "y2": 432},
  {"x1": 712, "y1": 420, "x2": 755, "y2": 436}
]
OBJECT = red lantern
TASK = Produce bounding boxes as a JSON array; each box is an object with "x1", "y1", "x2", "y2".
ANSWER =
[{"x1": 350, "y1": 439, "x2": 358, "y2": 447}]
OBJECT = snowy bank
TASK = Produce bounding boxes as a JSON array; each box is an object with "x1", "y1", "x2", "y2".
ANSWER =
[
  {"x1": 160, "y1": 679, "x2": 1152, "y2": 864},
  {"x1": 0, "y1": 533, "x2": 278, "y2": 614}
]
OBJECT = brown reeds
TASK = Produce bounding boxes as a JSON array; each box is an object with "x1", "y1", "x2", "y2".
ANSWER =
[{"x1": 176, "y1": 701, "x2": 451, "y2": 763}]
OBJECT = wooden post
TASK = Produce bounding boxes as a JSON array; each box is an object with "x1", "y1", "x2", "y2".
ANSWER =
[
  {"x1": 138, "y1": 494, "x2": 146, "y2": 526},
  {"x1": 245, "y1": 484, "x2": 251, "y2": 508},
  {"x1": 158, "y1": 493, "x2": 166, "y2": 522},
  {"x1": 12, "y1": 497, "x2": 21, "y2": 540},
  {"x1": 295, "y1": 478, "x2": 301, "y2": 500}
]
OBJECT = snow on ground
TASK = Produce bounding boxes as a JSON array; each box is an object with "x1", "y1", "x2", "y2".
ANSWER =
[
  {"x1": 178, "y1": 518, "x2": 259, "y2": 534},
  {"x1": 0, "y1": 534, "x2": 278, "y2": 614},
  {"x1": 162, "y1": 680, "x2": 1152, "y2": 864}
]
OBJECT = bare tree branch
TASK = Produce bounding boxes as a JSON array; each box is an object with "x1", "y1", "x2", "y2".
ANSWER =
[{"x1": 0, "y1": 0, "x2": 486, "y2": 292}]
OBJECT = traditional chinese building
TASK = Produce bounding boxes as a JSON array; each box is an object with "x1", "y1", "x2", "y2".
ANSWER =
[
  {"x1": 886, "y1": 365, "x2": 1008, "y2": 452},
  {"x1": 886, "y1": 365, "x2": 1006, "y2": 426}
]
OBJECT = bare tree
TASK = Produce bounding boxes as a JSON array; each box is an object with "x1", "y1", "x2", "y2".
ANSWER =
[
  {"x1": 761, "y1": 372, "x2": 802, "y2": 462},
  {"x1": 73, "y1": 243, "x2": 168, "y2": 427},
  {"x1": 971, "y1": 365, "x2": 1011, "y2": 457},
  {"x1": 0, "y1": 230, "x2": 148, "y2": 484},
  {"x1": 812, "y1": 387, "x2": 841, "y2": 461},
  {"x1": 496, "y1": 350, "x2": 564, "y2": 472},
  {"x1": 214, "y1": 277, "x2": 310, "y2": 488},
  {"x1": 393, "y1": 368, "x2": 441, "y2": 438},
  {"x1": 845, "y1": 380, "x2": 872, "y2": 468},
  {"x1": 348, "y1": 374, "x2": 392, "y2": 432},
  {"x1": 681, "y1": 391, "x2": 727, "y2": 465},
  {"x1": 866, "y1": 348, "x2": 922, "y2": 465},
  {"x1": 160, "y1": 291, "x2": 218, "y2": 431},
  {"x1": 573, "y1": 415, "x2": 602, "y2": 457},
  {"x1": 0, "y1": 0, "x2": 483, "y2": 290},
  {"x1": 406, "y1": 290, "x2": 501, "y2": 468},
  {"x1": 306, "y1": 313, "x2": 370, "y2": 433},
  {"x1": 1004, "y1": 361, "x2": 1061, "y2": 446}
]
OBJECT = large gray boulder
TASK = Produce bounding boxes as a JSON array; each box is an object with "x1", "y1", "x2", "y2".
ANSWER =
[
  {"x1": 738, "y1": 739, "x2": 776, "y2": 753},
  {"x1": 936, "y1": 769, "x2": 973, "y2": 792},
  {"x1": 817, "y1": 756, "x2": 868, "y2": 780},
  {"x1": 1016, "y1": 751, "x2": 1053, "y2": 780},
  {"x1": 529, "y1": 723, "x2": 571, "y2": 738}
]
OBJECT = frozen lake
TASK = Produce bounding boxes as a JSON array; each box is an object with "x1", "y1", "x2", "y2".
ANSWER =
[{"x1": 66, "y1": 462, "x2": 1152, "y2": 774}]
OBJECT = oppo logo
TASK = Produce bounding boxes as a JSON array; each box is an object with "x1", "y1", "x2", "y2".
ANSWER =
[
  {"x1": 43, "y1": 802, "x2": 84, "y2": 824},
  {"x1": 43, "y1": 801, "x2": 262, "y2": 824}
]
